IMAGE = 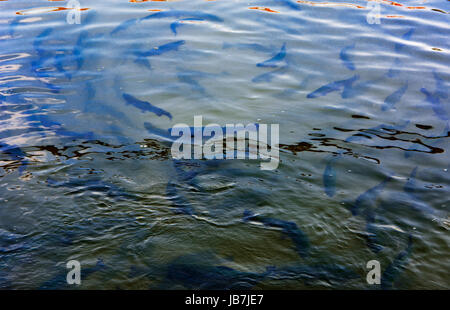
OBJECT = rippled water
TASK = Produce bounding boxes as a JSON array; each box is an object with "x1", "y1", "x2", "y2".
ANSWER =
[{"x1": 0, "y1": 0, "x2": 449, "y2": 289}]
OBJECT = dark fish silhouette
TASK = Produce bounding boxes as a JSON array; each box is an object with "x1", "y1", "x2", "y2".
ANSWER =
[
  {"x1": 123, "y1": 93, "x2": 172, "y2": 119},
  {"x1": 340, "y1": 43, "x2": 355, "y2": 71},
  {"x1": 144, "y1": 122, "x2": 175, "y2": 142},
  {"x1": 256, "y1": 43, "x2": 286, "y2": 68},
  {"x1": 170, "y1": 18, "x2": 204, "y2": 35},
  {"x1": 140, "y1": 40, "x2": 185, "y2": 57},
  {"x1": 346, "y1": 176, "x2": 392, "y2": 216},
  {"x1": 394, "y1": 28, "x2": 414, "y2": 52},
  {"x1": 307, "y1": 75, "x2": 359, "y2": 99},
  {"x1": 420, "y1": 71, "x2": 448, "y2": 121},
  {"x1": 110, "y1": 18, "x2": 139, "y2": 35},
  {"x1": 381, "y1": 235, "x2": 413, "y2": 289},
  {"x1": 243, "y1": 210, "x2": 310, "y2": 258},
  {"x1": 141, "y1": 10, "x2": 223, "y2": 23},
  {"x1": 39, "y1": 258, "x2": 106, "y2": 290},
  {"x1": 381, "y1": 84, "x2": 408, "y2": 111},
  {"x1": 420, "y1": 88, "x2": 448, "y2": 121}
]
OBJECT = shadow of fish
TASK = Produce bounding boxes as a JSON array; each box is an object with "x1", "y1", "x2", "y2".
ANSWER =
[
  {"x1": 340, "y1": 43, "x2": 355, "y2": 71},
  {"x1": 39, "y1": 258, "x2": 106, "y2": 290},
  {"x1": 256, "y1": 43, "x2": 286, "y2": 68},
  {"x1": 307, "y1": 75, "x2": 359, "y2": 99},
  {"x1": 381, "y1": 83, "x2": 408, "y2": 111},
  {"x1": 123, "y1": 93, "x2": 172, "y2": 120},
  {"x1": 381, "y1": 235, "x2": 413, "y2": 289},
  {"x1": 170, "y1": 18, "x2": 204, "y2": 35},
  {"x1": 401, "y1": 167, "x2": 438, "y2": 216},
  {"x1": 243, "y1": 210, "x2": 310, "y2": 258}
]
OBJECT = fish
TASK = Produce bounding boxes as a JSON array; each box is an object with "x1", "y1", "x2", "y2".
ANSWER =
[
  {"x1": 394, "y1": 28, "x2": 414, "y2": 52},
  {"x1": 340, "y1": 43, "x2": 356, "y2": 71},
  {"x1": 73, "y1": 30, "x2": 89, "y2": 71},
  {"x1": 144, "y1": 122, "x2": 175, "y2": 143},
  {"x1": 432, "y1": 70, "x2": 448, "y2": 100},
  {"x1": 256, "y1": 43, "x2": 287, "y2": 68},
  {"x1": 243, "y1": 210, "x2": 310, "y2": 258},
  {"x1": 381, "y1": 235, "x2": 413, "y2": 289},
  {"x1": 420, "y1": 88, "x2": 448, "y2": 121},
  {"x1": 123, "y1": 93, "x2": 172, "y2": 119},
  {"x1": 39, "y1": 258, "x2": 106, "y2": 290},
  {"x1": 381, "y1": 83, "x2": 408, "y2": 111},
  {"x1": 252, "y1": 65, "x2": 289, "y2": 83},
  {"x1": 140, "y1": 40, "x2": 185, "y2": 58},
  {"x1": 170, "y1": 18, "x2": 204, "y2": 35},
  {"x1": 110, "y1": 18, "x2": 139, "y2": 35},
  {"x1": 307, "y1": 75, "x2": 359, "y2": 99},
  {"x1": 345, "y1": 120, "x2": 410, "y2": 143},
  {"x1": 346, "y1": 176, "x2": 392, "y2": 216},
  {"x1": 141, "y1": 10, "x2": 223, "y2": 23}
]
